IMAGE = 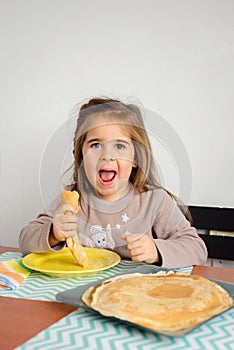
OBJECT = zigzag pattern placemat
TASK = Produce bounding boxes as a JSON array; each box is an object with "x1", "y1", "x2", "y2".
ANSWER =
[
  {"x1": 1, "y1": 252, "x2": 233, "y2": 349},
  {"x1": 0, "y1": 252, "x2": 192, "y2": 301},
  {"x1": 16, "y1": 307, "x2": 234, "y2": 350}
]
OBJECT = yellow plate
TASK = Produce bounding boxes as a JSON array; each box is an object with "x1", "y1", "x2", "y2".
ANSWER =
[{"x1": 22, "y1": 247, "x2": 121, "y2": 277}]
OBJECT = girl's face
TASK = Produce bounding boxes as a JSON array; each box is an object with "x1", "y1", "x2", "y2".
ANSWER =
[{"x1": 82, "y1": 122, "x2": 136, "y2": 201}]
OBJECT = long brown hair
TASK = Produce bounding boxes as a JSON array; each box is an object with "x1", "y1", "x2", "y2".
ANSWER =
[{"x1": 66, "y1": 97, "x2": 192, "y2": 222}]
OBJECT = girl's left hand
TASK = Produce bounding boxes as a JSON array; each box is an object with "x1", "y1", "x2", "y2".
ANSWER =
[{"x1": 122, "y1": 233, "x2": 159, "y2": 264}]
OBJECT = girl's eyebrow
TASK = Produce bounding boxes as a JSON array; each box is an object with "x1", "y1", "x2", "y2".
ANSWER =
[
  {"x1": 86, "y1": 138, "x2": 131, "y2": 144},
  {"x1": 116, "y1": 139, "x2": 131, "y2": 144},
  {"x1": 86, "y1": 138, "x2": 101, "y2": 144}
]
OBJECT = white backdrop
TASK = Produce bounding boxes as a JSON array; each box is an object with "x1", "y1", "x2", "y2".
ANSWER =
[{"x1": 1, "y1": 0, "x2": 234, "y2": 246}]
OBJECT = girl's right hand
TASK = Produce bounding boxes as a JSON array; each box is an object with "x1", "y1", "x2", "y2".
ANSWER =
[{"x1": 51, "y1": 204, "x2": 80, "y2": 243}]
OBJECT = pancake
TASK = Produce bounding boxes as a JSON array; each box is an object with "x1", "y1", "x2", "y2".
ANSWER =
[
  {"x1": 62, "y1": 190, "x2": 89, "y2": 267},
  {"x1": 81, "y1": 273, "x2": 233, "y2": 335}
]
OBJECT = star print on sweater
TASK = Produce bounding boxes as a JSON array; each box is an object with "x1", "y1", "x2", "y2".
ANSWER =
[{"x1": 121, "y1": 213, "x2": 129, "y2": 223}]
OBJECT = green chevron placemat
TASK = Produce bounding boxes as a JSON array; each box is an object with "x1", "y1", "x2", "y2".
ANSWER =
[
  {"x1": 1, "y1": 252, "x2": 234, "y2": 349},
  {"x1": 16, "y1": 307, "x2": 234, "y2": 350},
  {"x1": 0, "y1": 252, "x2": 192, "y2": 301}
]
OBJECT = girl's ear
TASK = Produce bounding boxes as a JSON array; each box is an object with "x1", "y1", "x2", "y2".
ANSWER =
[{"x1": 132, "y1": 161, "x2": 137, "y2": 168}]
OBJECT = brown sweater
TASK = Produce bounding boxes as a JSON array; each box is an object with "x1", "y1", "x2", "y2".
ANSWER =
[{"x1": 19, "y1": 188, "x2": 207, "y2": 268}]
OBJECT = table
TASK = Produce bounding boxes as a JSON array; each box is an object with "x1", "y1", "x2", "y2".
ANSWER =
[
  {"x1": 0, "y1": 246, "x2": 233, "y2": 350},
  {"x1": 0, "y1": 246, "x2": 76, "y2": 349}
]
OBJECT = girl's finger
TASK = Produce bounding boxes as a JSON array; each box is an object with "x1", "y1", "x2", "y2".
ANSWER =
[
  {"x1": 127, "y1": 240, "x2": 141, "y2": 250},
  {"x1": 131, "y1": 253, "x2": 146, "y2": 262},
  {"x1": 61, "y1": 214, "x2": 78, "y2": 224},
  {"x1": 60, "y1": 223, "x2": 77, "y2": 231},
  {"x1": 129, "y1": 247, "x2": 143, "y2": 257},
  {"x1": 57, "y1": 204, "x2": 80, "y2": 215}
]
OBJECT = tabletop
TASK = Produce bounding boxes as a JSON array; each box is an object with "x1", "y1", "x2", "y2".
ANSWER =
[{"x1": 0, "y1": 246, "x2": 233, "y2": 350}]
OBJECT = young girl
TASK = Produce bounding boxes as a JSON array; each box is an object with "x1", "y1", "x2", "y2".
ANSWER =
[{"x1": 19, "y1": 97, "x2": 207, "y2": 267}]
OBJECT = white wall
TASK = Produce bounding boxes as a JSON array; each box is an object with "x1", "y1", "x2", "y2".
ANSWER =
[{"x1": 1, "y1": 0, "x2": 234, "y2": 247}]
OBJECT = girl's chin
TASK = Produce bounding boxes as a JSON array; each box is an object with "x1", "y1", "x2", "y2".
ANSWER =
[
  {"x1": 96, "y1": 182, "x2": 131, "y2": 201},
  {"x1": 96, "y1": 187, "x2": 119, "y2": 201}
]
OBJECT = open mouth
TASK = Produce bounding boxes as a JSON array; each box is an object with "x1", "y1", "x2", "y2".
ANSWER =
[{"x1": 99, "y1": 170, "x2": 117, "y2": 183}]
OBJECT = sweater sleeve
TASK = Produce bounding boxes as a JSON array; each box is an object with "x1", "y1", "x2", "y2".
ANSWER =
[
  {"x1": 153, "y1": 191, "x2": 208, "y2": 268},
  {"x1": 18, "y1": 195, "x2": 65, "y2": 255}
]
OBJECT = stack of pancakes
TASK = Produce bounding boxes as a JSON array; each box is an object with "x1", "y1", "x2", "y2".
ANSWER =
[{"x1": 82, "y1": 273, "x2": 233, "y2": 335}]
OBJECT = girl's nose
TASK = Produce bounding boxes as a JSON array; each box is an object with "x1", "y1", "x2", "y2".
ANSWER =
[
  {"x1": 100, "y1": 144, "x2": 115, "y2": 161},
  {"x1": 101, "y1": 153, "x2": 115, "y2": 161}
]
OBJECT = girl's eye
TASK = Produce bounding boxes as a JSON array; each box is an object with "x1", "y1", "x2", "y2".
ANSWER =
[
  {"x1": 91, "y1": 143, "x2": 101, "y2": 149},
  {"x1": 116, "y1": 143, "x2": 126, "y2": 150}
]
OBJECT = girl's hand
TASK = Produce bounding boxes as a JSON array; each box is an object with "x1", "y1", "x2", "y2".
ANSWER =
[
  {"x1": 50, "y1": 204, "x2": 80, "y2": 245},
  {"x1": 122, "y1": 233, "x2": 159, "y2": 264}
]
